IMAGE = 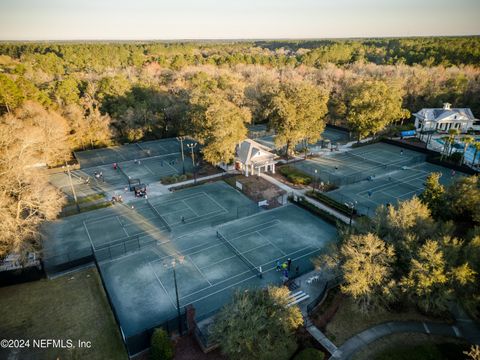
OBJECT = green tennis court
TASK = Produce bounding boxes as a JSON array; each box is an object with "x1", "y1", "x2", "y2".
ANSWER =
[
  {"x1": 293, "y1": 142, "x2": 427, "y2": 186},
  {"x1": 42, "y1": 182, "x2": 256, "y2": 271},
  {"x1": 326, "y1": 161, "x2": 463, "y2": 216},
  {"x1": 74, "y1": 138, "x2": 192, "y2": 168},
  {"x1": 96, "y1": 204, "x2": 337, "y2": 354}
]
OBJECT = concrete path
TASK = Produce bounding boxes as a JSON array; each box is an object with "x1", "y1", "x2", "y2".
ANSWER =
[
  {"x1": 330, "y1": 304, "x2": 480, "y2": 360},
  {"x1": 260, "y1": 173, "x2": 352, "y2": 224},
  {"x1": 306, "y1": 321, "x2": 338, "y2": 355}
]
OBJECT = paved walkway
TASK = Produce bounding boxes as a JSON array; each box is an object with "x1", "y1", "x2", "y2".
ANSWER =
[
  {"x1": 260, "y1": 173, "x2": 352, "y2": 224},
  {"x1": 330, "y1": 304, "x2": 480, "y2": 360}
]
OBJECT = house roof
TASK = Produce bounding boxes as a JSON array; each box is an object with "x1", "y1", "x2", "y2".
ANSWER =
[
  {"x1": 237, "y1": 139, "x2": 275, "y2": 165},
  {"x1": 413, "y1": 108, "x2": 477, "y2": 123}
]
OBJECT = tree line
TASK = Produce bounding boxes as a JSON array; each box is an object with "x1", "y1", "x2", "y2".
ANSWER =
[
  {"x1": 1, "y1": 39, "x2": 480, "y2": 259},
  {"x1": 318, "y1": 174, "x2": 480, "y2": 317}
]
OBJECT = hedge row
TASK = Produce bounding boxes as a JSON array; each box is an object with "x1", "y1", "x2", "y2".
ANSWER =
[
  {"x1": 289, "y1": 196, "x2": 339, "y2": 226},
  {"x1": 279, "y1": 166, "x2": 312, "y2": 185},
  {"x1": 305, "y1": 190, "x2": 355, "y2": 217}
]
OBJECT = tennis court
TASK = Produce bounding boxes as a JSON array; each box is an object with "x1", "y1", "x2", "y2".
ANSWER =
[
  {"x1": 293, "y1": 142, "x2": 427, "y2": 186},
  {"x1": 50, "y1": 152, "x2": 195, "y2": 200},
  {"x1": 42, "y1": 182, "x2": 256, "y2": 271},
  {"x1": 74, "y1": 138, "x2": 194, "y2": 168},
  {"x1": 254, "y1": 127, "x2": 350, "y2": 151},
  {"x1": 325, "y1": 161, "x2": 463, "y2": 216},
  {"x1": 96, "y1": 204, "x2": 337, "y2": 353}
]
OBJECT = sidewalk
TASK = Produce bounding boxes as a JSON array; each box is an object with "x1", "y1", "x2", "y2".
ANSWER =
[
  {"x1": 330, "y1": 303, "x2": 480, "y2": 359},
  {"x1": 259, "y1": 173, "x2": 352, "y2": 224}
]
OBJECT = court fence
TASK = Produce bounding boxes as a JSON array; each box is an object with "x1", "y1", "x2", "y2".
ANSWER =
[
  {"x1": 146, "y1": 199, "x2": 172, "y2": 232},
  {"x1": 92, "y1": 252, "x2": 187, "y2": 357},
  {"x1": 92, "y1": 234, "x2": 158, "y2": 262},
  {"x1": 43, "y1": 247, "x2": 94, "y2": 276}
]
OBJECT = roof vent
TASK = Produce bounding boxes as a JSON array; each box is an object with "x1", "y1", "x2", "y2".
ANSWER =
[{"x1": 443, "y1": 102, "x2": 451, "y2": 110}]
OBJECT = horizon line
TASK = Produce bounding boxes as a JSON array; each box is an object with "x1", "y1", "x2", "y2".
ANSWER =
[{"x1": 1, "y1": 34, "x2": 479, "y2": 43}]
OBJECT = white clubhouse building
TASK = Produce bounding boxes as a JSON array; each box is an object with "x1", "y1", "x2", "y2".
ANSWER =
[
  {"x1": 413, "y1": 103, "x2": 477, "y2": 133},
  {"x1": 235, "y1": 139, "x2": 277, "y2": 177}
]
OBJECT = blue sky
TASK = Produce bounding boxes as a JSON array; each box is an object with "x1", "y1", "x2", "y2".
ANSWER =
[{"x1": 0, "y1": 0, "x2": 479, "y2": 40}]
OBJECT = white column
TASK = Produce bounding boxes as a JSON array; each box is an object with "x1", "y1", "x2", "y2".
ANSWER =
[
  {"x1": 272, "y1": 163, "x2": 275, "y2": 174},
  {"x1": 245, "y1": 163, "x2": 249, "y2": 177}
]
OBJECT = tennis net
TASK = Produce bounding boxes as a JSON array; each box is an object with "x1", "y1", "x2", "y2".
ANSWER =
[
  {"x1": 146, "y1": 200, "x2": 172, "y2": 232},
  {"x1": 117, "y1": 164, "x2": 130, "y2": 182},
  {"x1": 216, "y1": 230, "x2": 261, "y2": 278}
]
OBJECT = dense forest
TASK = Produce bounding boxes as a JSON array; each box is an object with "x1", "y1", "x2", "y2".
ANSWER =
[
  {"x1": 1, "y1": 37, "x2": 480, "y2": 256},
  {"x1": 1, "y1": 37, "x2": 480, "y2": 156}
]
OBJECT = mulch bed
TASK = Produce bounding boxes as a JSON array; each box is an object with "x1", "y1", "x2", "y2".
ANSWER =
[{"x1": 174, "y1": 334, "x2": 226, "y2": 360}]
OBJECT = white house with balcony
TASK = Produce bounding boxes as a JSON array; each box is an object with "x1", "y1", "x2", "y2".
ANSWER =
[
  {"x1": 235, "y1": 139, "x2": 277, "y2": 177},
  {"x1": 413, "y1": 103, "x2": 477, "y2": 133}
]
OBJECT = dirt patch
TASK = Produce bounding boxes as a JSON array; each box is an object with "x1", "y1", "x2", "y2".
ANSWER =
[{"x1": 225, "y1": 175, "x2": 286, "y2": 208}]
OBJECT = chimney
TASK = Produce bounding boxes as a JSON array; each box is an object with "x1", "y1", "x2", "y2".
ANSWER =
[{"x1": 443, "y1": 103, "x2": 451, "y2": 110}]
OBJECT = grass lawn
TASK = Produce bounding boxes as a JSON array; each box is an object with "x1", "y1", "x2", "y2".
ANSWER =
[
  {"x1": 0, "y1": 267, "x2": 127, "y2": 360},
  {"x1": 352, "y1": 333, "x2": 468, "y2": 360},
  {"x1": 322, "y1": 296, "x2": 452, "y2": 346}
]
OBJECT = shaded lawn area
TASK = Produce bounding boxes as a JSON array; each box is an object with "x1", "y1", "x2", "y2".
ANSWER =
[
  {"x1": 352, "y1": 333, "x2": 468, "y2": 360},
  {"x1": 317, "y1": 292, "x2": 452, "y2": 346},
  {"x1": 0, "y1": 268, "x2": 127, "y2": 360}
]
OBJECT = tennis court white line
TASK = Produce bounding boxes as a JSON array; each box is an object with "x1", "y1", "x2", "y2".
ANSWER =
[
  {"x1": 116, "y1": 216, "x2": 129, "y2": 237},
  {"x1": 226, "y1": 219, "x2": 281, "y2": 241},
  {"x1": 169, "y1": 208, "x2": 227, "y2": 227},
  {"x1": 181, "y1": 246, "x2": 322, "y2": 304},
  {"x1": 188, "y1": 255, "x2": 213, "y2": 286},
  {"x1": 199, "y1": 242, "x2": 270, "y2": 271},
  {"x1": 148, "y1": 192, "x2": 206, "y2": 209},
  {"x1": 143, "y1": 163, "x2": 155, "y2": 175},
  {"x1": 179, "y1": 242, "x2": 319, "y2": 300},
  {"x1": 256, "y1": 231, "x2": 287, "y2": 256},
  {"x1": 182, "y1": 200, "x2": 199, "y2": 217},
  {"x1": 148, "y1": 262, "x2": 178, "y2": 310},
  {"x1": 82, "y1": 220, "x2": 95, "y2": 250},
  {"x1": 202, "y1": 192, "x2": 228, "y2": 213}
]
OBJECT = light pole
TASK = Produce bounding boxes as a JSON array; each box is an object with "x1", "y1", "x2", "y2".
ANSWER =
[
  {"x1": 314, "y1": 169, "x2": 318, "y2": 192},
  {"x1": 345, "y1": 201, "x2": 357, "y2": 227},
  {"x1": 176, "y1": 136, "x2": 186, "y2": 175},
  {"x1": 164, "y1": 256, "x2": 185, "y2": 335},
  {"x1": 64, "y1": 159, "x2": 80, "y2": 213},
  {"x1": 187, "y1": 142, "x2": 197, "y2": 184}
]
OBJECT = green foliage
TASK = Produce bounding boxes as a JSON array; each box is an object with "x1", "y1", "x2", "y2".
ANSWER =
[
  {"x1": 340, "y1": 233, "x2": 396, "y2": 313},
  {"x1": 439, "y1": 176, "x2": 480, "y2": 226},
  {"x1": 161, "y1": 174, "x2": 188, "y2": 184},
  {"x1": 401, "y1": 240, "x2": 451, "y2": 313},
  {"x1": 294, "y1": 348, "x2": 325, "y2": 360},
  {"x1": 150, "y1": 328, "x2": 174, "y2": 360},
  {"x1": 267, "y1": 80, "x2": 328, "y2": 157},
  {"x1": 211, "y1": 287, "x2": 303, "y2": 360},
  {"x1": 189, "y1": 73, "x2": 250, "y2": 164},
  {"x1": 279, "y1": 166, "x2": 312, "y2": 185},
  {"x1": 419, "y1": 173, "x2": 445, "y2": 218},
  {"x1": 305, "y1": 190, "x2": 352, "y2": 216},
  {"x1": 345, "y1": 80, "x2": 408, "y2": 141},
  {"x1": 0, "y1": 74, "x2": 24, "y2": 113}
]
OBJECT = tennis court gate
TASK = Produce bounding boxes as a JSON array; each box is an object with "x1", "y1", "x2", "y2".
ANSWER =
[{"x1": 92, "y1": 251, "x2": 188, "y2": 357}]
